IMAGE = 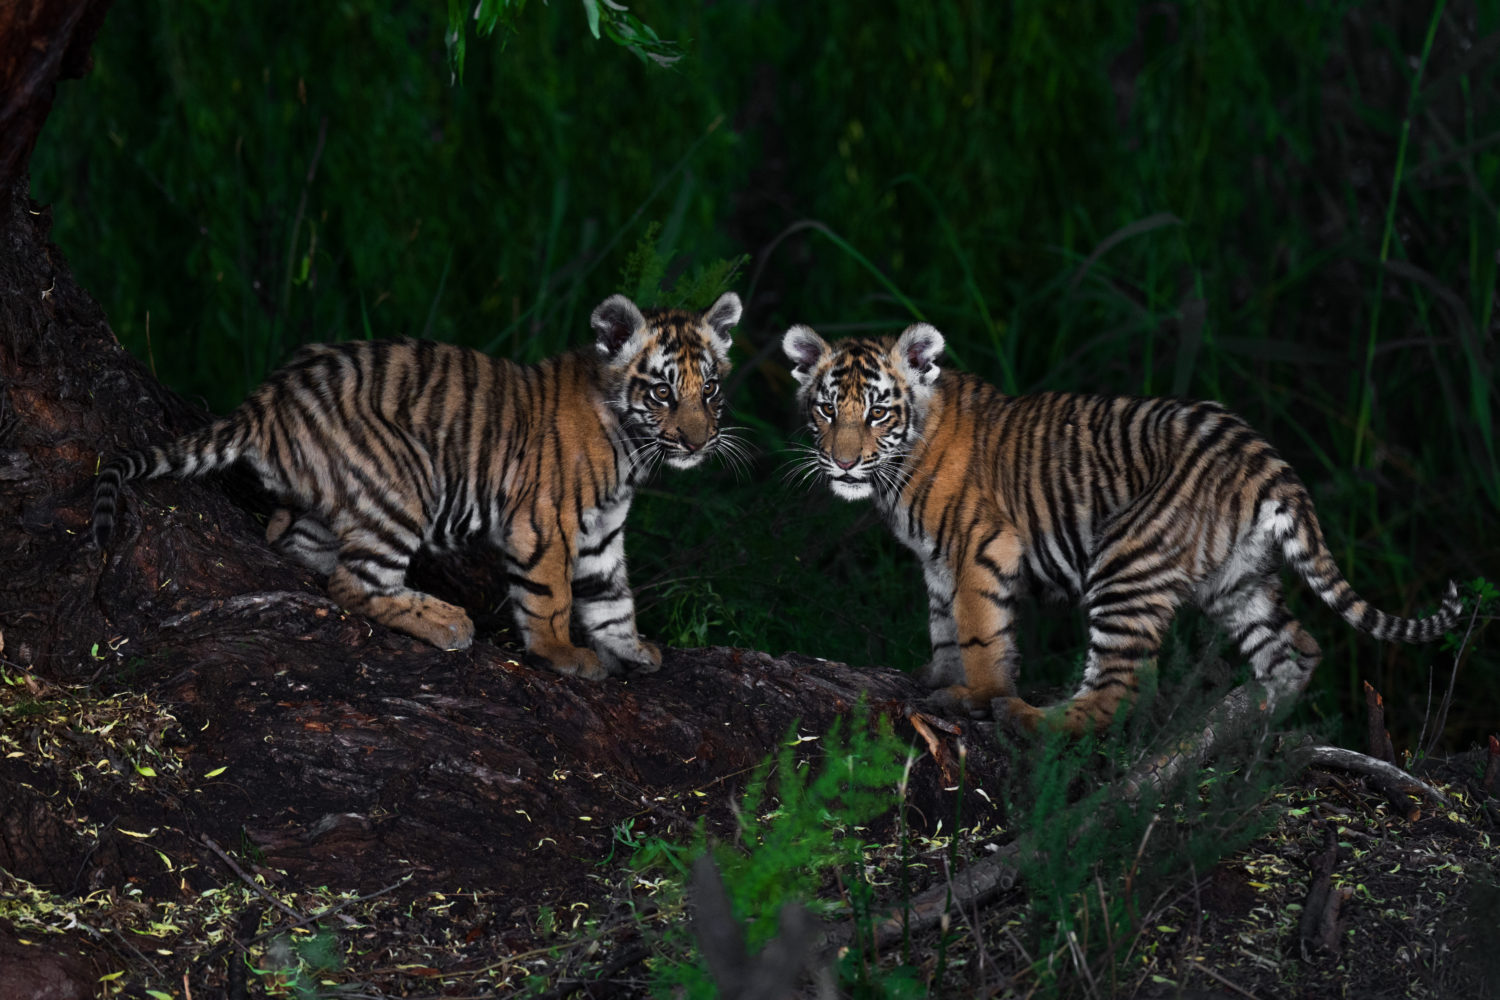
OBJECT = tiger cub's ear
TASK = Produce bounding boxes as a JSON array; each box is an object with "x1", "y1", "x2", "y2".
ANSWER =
[
  {"x1": 781, "y1": 325, "x2": 830, "y2": 387},
  {"x1": 702, "y1": 291, "x2": 742, "y2": 363},
  {"x1": 892, "y1": 323, "x2": 944, "y2": 391},
  {"x1": 592, "y1": 294, "x2": 649, "y2": 361}
]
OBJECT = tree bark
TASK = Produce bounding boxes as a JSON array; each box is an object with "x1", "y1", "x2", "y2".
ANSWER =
[{"x1": 0, "y1": 0, "x2": 113, "y2": 199}]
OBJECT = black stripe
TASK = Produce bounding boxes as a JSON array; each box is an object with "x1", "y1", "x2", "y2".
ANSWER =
[
  {"x1": 978, "y1": 589, "x2": 1017, "y2": 611},
  {"x1": 578, "y1": 524, "x2": 626, "y2": 559},
  {"x1": 572, "y1": 575, "x2": 624, "y2": 601},
  {"x1": 1089, "y1": 620, "x2": 1146, "y2": 639},
  {"x1": 1089, "y1": 641, "x2": 1156, "y2": 660},
  {"x1": 1241, "y1": 632, "x2": 1278, "y2": 661},
  {"x1": 510, "y1": 575, "x2": 553, "y2": 598}
]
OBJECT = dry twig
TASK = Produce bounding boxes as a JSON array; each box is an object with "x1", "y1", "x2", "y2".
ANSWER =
[
  {"x1": 1362, "y1": 681, "x2": 1397, "y2": 764},
  {"x1": 906, "y1": 710, "x2": 961, "y2": 785},
  {"x1": 1296, "y1": 744, "x2": 1450, "y2": 810},
  {"x1": 200, "y1": 835, "x2": 303, "y2": 921},
  {"x1": 1298, "y1": 827, "x2": 1351, "y2": 960}
]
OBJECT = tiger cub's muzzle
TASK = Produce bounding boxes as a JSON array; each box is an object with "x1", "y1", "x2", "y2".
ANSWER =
[{"x1": 661, "y1": 406, "x2": 720, "y2": 468}]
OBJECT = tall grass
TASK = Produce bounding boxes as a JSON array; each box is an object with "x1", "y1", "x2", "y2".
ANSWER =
[{"x1": 32, "y1": 0, "x2": 1498, "y2": 748}]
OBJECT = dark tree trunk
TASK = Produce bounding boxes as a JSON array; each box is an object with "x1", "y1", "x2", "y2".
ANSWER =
[
  {"x1": 0, "y1": 0, "x2": 113, "y2": 194},
  {"x1": 0, "y1": 9, "x2": 998, "y2": 992}
]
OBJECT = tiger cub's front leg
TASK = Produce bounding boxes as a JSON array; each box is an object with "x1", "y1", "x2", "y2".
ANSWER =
[
  {"x1": 503, "y1": 520, "x2": 608, "y2": 681},
  {"x1": 573, "y1": 491, "x2": 660, "y2": 676},
  {"x1": 923, "y1": 527, "x2": 1026, "y2": 718},
  {"x1": 913, "y1": 561, "x2": 963, "y2": 688}
]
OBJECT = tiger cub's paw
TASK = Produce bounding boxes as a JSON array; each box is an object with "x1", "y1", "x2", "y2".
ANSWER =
[
  {"x1": 914, "y1": 654, "x2": 964, "y2": 689},
  {"x1": 598, "y1": 638, "x2": 662, "y2": 676},
  {"x1": 990, "y1": 696, "x2": 1046, "y2": 735},
  {"x1": 530, "y1": 643, "x2": 609, "y2": 682},
  {"x1": 923, "y1": 684, "x2": 1004, "y2": 720},
  {"x1": 398, "y1": 597, "x2": 475, "y2": 651}
]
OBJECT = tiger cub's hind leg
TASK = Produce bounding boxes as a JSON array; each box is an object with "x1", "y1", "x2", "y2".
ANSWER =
[
  {"x1": 1048, "y1": 604, "x2": 1176, "y2": 734},
  {"x1": 266, "y1": 509, "x2": 339, "y2": 575},
  {"x1": 325, "y1": 518, "x2": 475, "y2": 651},
  {"x1": 572, "y1": 495, "x2": 659, "y2": 676},
  {"x1": 1202, "y1": 573, "x2": 1322, "y2": 698},
  {"x1": 1017, "y1": 552, "x2": 1188, "y2": 735}
]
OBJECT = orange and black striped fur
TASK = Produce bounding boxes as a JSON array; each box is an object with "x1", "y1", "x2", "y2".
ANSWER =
[
  {"x1": 782, "y1": 323, "x2": 1462, "y2": 733},
  {"x1": 92, "y1": 292, "x2": 744, "y2": 676}
]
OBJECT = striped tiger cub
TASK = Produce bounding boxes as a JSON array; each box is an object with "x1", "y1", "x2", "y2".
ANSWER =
[
  {"x1": 782, "y1": 323, "x2": 1462, "y2": 734},
  {"x1": 91, "y1": 291, "x2": 743, "y2": 678}
]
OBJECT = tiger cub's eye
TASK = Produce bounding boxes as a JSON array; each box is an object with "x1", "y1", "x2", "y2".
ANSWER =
[
  {"x1": 817, "y1": 402, "x2": 836, "y2": 420},
  {"x1": 868, "y1": 406, "x2": 889, "y2": 422},
  {"x1": 651, "y1": 384, "x2": 672, "y2": 402}
]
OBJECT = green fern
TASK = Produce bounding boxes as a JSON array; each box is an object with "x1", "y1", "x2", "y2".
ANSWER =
[
  {"x1": 446, "y1": 0, "x2": 680, "y2": 82},
  {"x1": 619, "y1": 222, "x2": 670, "y2": 306},
  {"x1": 617, "y1": 221, "x2": 750, "y2": 310},
  {"x1": 629, "y1": 702, "x2": 909, "y2": 996}
]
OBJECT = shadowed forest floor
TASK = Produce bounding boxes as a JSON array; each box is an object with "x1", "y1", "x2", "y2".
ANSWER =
[{"x1": 2, "y1": 640, "x2": 1497, "y2": 998}]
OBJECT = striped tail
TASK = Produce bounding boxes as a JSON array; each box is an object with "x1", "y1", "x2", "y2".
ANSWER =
[
  {"x1": 1274, "y1": 498, "x2": 1462, "y2": 643},
  {"x1": 91, "y1": 419, "x2": 247, "y2": 547}
]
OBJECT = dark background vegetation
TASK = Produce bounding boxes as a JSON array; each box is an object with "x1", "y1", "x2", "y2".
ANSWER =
[{"x1": 31, "y1": 0, "x2": 1498, "y2": 749}]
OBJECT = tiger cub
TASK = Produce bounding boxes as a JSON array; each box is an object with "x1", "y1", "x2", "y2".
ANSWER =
[
  {"x1": 92, "y1": 291, "x2": 743, "y2": 678},
  {"x1": 782, "y1": 323, "x2": 1462, "y2": 733}
]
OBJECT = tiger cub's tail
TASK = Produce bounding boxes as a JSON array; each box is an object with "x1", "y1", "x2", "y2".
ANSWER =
[
  {"x1": 1272, "y1": 495, "x2": 1462, "y2": 643},
  {"x1": 91, "y1": 418, "x2": 248, "y2": 547}
]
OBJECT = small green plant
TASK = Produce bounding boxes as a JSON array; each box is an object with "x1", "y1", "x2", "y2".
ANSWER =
[
  {"x1": 447, "y1": 0, "x2": 681, "y2": 83},
  {"x1": 651, "y1": 578, "x2": 729, "y2": 648},
  {"x1": 1441, "y1": 577, "x2": 1499, "y2": 656},
  {"x1": 255, "y1": 927, "x2": 345, "y2": 998},
  {"x1": 617, "y1": 220, "x2": 749, "y2": 312},
  {"x1": 628, "y1": 702, "x2": 913, "y2": 997},
  {"x1": 1419, "y1": 577, "x2": 1499, "y2": 760}
]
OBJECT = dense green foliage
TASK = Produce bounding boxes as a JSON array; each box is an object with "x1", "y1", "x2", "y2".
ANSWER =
[{"x1": 32, "y1": 0, "x2": 1497, "y2": 746}]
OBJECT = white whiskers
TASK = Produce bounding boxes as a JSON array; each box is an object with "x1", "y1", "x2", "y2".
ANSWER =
[
  {"x1": 779, "y1": 442, "x2": 831, "y2": 492},
  {"x1": 873, "y1": 456, "x2": 914, "y2": 498},
  {"x1": 708, "y1": 426, "x2": 756, "y2": 481},
  {"x1": 622, "y1": 435, "x2": 665, "y2": 482}
]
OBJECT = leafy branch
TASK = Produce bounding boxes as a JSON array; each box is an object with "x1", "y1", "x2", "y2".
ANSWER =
[{"x1": 446, "y1": 0, "x2": 681, "y2": 82}]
